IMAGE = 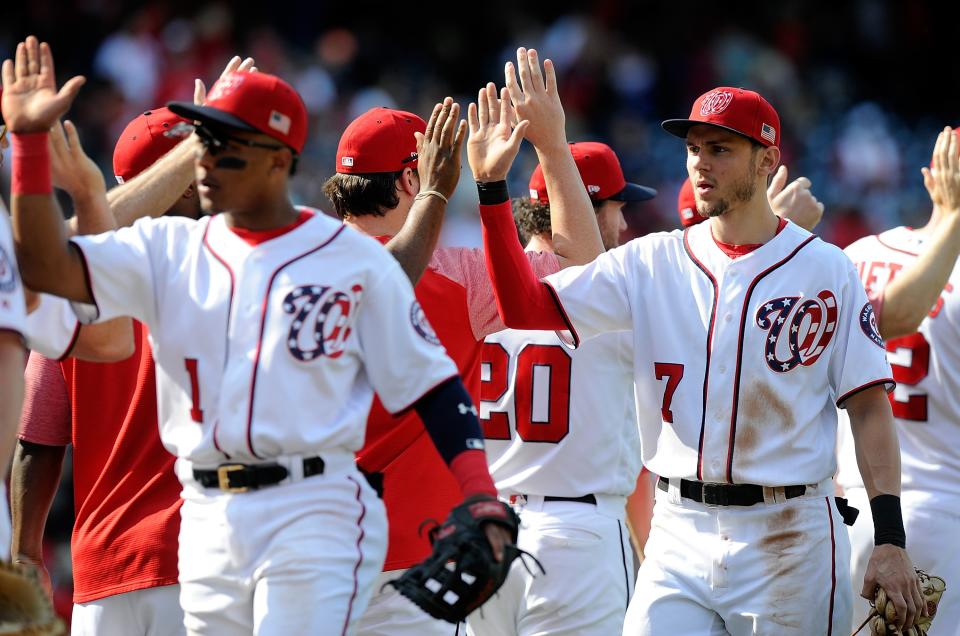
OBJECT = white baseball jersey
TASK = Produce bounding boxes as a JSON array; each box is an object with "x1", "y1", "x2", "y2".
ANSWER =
[
  {"x1": 480, "y1": 328, "x2": 640, "y2": 497},
  {"x1": 544, "y1": 219, "x2": 893, "y2": 486},
  {"x1": 22, "y1": 293, "x2": 80, "y2": 359},
  {"x1": 70, "y1": 209, "x2": 457, "y2": 465},
  {"x1": 836, "y1": 227, "x2": 960, "y2": 497},
  {"x1": 0, "y1": 208, "x2": 27, "y2": 337}
]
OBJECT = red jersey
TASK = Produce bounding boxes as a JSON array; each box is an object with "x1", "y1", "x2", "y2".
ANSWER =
[
  {"x1": 358, "y1": 244, "x2": 559, "y2": 570},
  {"x1": 20, "y1": 321, "x2": 182, "y2": 603}
]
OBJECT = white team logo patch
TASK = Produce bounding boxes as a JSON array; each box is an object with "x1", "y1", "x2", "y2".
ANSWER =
[
  {"x1": 341, "y1": 157, "x2": 355, "y2": 167},
  {"x1": 756, "y1": 290, "x2": 838, "y2": 372},
  {"x1": 859, "y1": 302, "x2": 885, "y2": 348},
  {"x1": 699, "y1": 90, "x2": 734, "y2": 116},
  {"x1": 207, "y1": 73, "x2": 245, "y2": 102},
  {"x1": 282, "y1": 284, "x2": 363, "y2": 361},
  {"x1": 587, "y1": 184, "x2": 601, "y2": 195},
  {"x1": 0, "y1": 245, "x2": 17, "y2": 293},
  {"x1": 269, "y1": 110, "x2": 291, "y2": 135},
  {"x1": 410, "y1": 300, "x2": 441, "y2": 345}
]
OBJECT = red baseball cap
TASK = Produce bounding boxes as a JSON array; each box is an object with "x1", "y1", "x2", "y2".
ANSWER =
[
  {"x1": 113, "y1": 108, "x2": 192, "y2": 183},
  {"x1": 528, "y1": 142, "x2": 656, "y2": 205},
  {"x1": 662, "y1": 87, "x2": 780, "y2": 148},
  {"x1": 335, "y1": 108, "x2": 425, "y2": 174},
  {"x1": 677, "y1": 178, "x2": 705, "y2": 227},
  {"x1": 168, "y1": 72, "x2": 308, "y2": 153}
]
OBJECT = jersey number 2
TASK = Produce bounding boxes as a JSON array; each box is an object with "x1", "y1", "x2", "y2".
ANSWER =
[
  {"x1": 886, "y1": 333, "x2": 930, "y2": 422},
  {"x1": 184, "y1": 358, "x2": 204, "y2": 423},
  {"x1": 480, "y1": 343, "x2": 571, "y2": 443}
]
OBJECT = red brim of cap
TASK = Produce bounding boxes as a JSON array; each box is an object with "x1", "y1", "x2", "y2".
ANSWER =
[
  {"x1": 661, "y1": 119, "x2": 766, "y2": 146},
  {"x1": 609, "y1": 182, "x2": 657, "y2": 202},
  {"x1": 167, "y1": 101, "x2": 259, "y2": 134}
]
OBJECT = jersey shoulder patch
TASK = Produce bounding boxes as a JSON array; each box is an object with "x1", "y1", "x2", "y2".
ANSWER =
[{"x1": 859, "y1": 302, "x2": 885, "y2": 348}]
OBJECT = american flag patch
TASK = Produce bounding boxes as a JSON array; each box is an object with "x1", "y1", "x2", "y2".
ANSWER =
[
  {"x1": 269, "y1": 110, "x2": 291, "y2": 135},
  {"x1": 761, "y1": 123, "x2": 776, "y2": 143}
]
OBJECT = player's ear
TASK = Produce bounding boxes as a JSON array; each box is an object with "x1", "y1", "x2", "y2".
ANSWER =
[
  {"x1": 757, "y1": 146, "x2": 781, "y2": 177},
  {"x1": 398, "y1": 167, "x2": 419, "y2": 196}
]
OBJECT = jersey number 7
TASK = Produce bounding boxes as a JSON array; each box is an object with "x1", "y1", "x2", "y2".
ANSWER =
[{"x1": 480, "y1": 342, "x2": 571, "y2": 443}]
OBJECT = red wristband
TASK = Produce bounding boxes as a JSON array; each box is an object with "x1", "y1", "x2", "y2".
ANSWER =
[
  {"x1": 10, "y1": 132, "x2": 52, "y2": 195},
  {"x1": 449, "y1": 449, "x2": 497, "y2": 498}
]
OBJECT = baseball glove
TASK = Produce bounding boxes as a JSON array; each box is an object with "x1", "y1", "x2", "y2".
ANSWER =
[
  {"x1": 387, "y1": 495, "x2": 537, "y2": 623},
  {"x1": 852, "y1": 568, "x2": 946, "y2": 636},
  {"x1": 0, "y1": 560, "x2": 64, "y2": 635}
]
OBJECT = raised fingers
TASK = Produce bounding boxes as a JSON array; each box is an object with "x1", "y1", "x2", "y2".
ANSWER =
[
  {"x1": 236, "y1": 57, "x2": 256, "y2": 73},
  {"x1": 477, "y1": 87, "x2": 489, "y2": 129},
  {"x1": 467, "y1": 102, "x2": 480, "y2": 136},
  {"x1": 15, "y1": 42, "x2": 28, "y2": 79},
  {"x1": 221, "y1": 56, "x2": 242, "y2": 77},
  {"x1": 2, "y1": 59, "x2": 15, "y2": 89},
  {"x1": 64, "y1": 120, "x2": 82, "y2": 155},
  {"x1": 424, "y1": 102, "x2": 443, "y2": 143},
  {"x1": 26, "y1": 36, "x2": 40, "y2": 77},
  {"x1": 504, "y1": 61, "x2": 522, "y2": 108},
  {"x1": 526, "y1": 49, "x2": 545, "y2": 92},
  {"x1": 439, "y1": 101, "x2": 461, "y2": 148},
  {"x1": 543, "y1": 58, "x2": 558, "y2": 95},
  {"x1": 499, "y1": 87, "x2": 515, "y2": 128},
  {"x1": 485, "y1": 83, "x2": 498, "y2": 124},
  {"x1": 516, "y1": 47, "x2": 532, "y2": 93}
]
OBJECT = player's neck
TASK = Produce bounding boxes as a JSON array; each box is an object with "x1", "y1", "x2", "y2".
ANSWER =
[
  {"x1": 709, "y1": 197, "x2": 779, "y2": 246},
  {"x1": 526, "y1": 234, "x2": 555, "y2": 254},
  {"x1": 917, "y1": 205, "x2": 944, "y2": 236},
  {"x1": 223, "y1": 199, "x2": 299, "y2": 232},
  {"x1": 343, "y1": 208, "x2": 404, "y2": 238}
]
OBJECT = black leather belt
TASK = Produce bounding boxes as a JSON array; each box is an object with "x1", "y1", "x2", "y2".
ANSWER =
[
  {"x1": 657, "y1": 477, "x2": 805, "y2": 506},
  {"x1": 542, "y1": 494, "x2": 597, "y2": 505},
  {"x1": 194, "y1": 456, "x2": 325, "y2": 493}
]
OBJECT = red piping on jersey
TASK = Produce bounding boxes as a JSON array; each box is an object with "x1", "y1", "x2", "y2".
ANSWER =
[
  {"x1": 875, "y1": 233, "x2": 920, "y2": 258},
  {"x1": 543, "y1": 279, "x2": 581, "y2": 348},
  {"x1": 71, "y1": 242, "x2": 100, "y2": 321},
  {"x1": 56, "y1": 320, "x2": 82, "y2": 362},
  {"x1": 826, "y1": 497, "x2": 837, "y2": 636},
  {"x1": 201, "y1": 220, "x2": 237, "y2": 458},
  {"x1": 341, "y1": 475, "x2": 367, "y2": 636},
  {"x1": 682, "y1": 228, "x2": 720, "y2": 481},
  {"x1": 836, "y1": 377, "x2": 895, "y2": 407},
  {"x1": 726, "y1": 235, "x2": 816, "y2": 483},
  {"x1": 245, "y1": 224, "x2": 347, "y2": 458}
]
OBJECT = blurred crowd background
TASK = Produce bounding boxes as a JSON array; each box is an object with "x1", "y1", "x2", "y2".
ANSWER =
[{"x1": 2, "y1": 0, "x2": 955, "y2": 620}]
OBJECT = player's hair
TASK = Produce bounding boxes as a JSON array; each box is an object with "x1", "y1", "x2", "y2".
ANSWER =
[
  {"x1": 321, "y1": 171, "x2": 405, "y2": 218},
  {"x1": 512, "y1": 196, "x2": 603, "y2": 245}
]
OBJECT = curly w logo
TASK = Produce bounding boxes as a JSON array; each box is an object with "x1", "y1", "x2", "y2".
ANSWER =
[{"x1": 282, "y1": 284, "x2": 363, "y2": 361}]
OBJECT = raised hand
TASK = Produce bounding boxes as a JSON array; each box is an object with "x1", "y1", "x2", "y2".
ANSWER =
[
  {"x1": 929, "y1": 127, "x2": 960, "y2": 214},
  {"x1": 467, "y1": 83, "x2": 529, "y2": 182},
  {"x1": 504, "y1": 48, "x2": 565, "y2": 151},
  {"x1": 1, "y1": 36, "x2": 85, "y2": 134},
  {"x1": 194, "y1": 55, "x2": 257, "y2": 105},
  {"x1": 49, "y1": 120, "x2": 105, "y2": 199},
  {"x1": 767, "y1": 165, "x2": 824, "y2": 232},
  {"x1": 414, "y1": 97, "x2": 467, "y2": 200}
]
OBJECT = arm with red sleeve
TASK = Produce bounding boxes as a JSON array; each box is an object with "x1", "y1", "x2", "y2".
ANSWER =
[{"x1": 478, "y1": 191, "x2": 569, "y2": 332}]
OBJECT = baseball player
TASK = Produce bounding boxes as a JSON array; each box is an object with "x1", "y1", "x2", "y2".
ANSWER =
[
  {"x1": 477, "y1": 86, "x2": 925, "y2": 634},
  {"x1": 3, "y1": 36, "x2": 508, "y2": 635},
  {"x1": 836, "y1": 127, "x2": 960, "y2": 633},
  {"x1": 324, "y1": 49, "x2": 602, "y2": 636},
  {"x1": 469, "y1": 140, "x2": 655, "y2": 636},
  {"x1": 11, "y1": 107, "x2": 200, "y2": 636}
]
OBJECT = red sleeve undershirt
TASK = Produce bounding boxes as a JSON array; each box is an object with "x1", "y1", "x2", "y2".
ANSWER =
[{"x1": 479, "y1": 201, "x2": 567, "y2": 330}]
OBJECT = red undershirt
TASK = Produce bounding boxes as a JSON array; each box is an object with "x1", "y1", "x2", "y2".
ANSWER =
[
  {"x1": 227, "y1": 209, "x2": 314, "y2": 246},
  {"x1": 712, "y1": 217, "x2": 788, "y2": 259}
]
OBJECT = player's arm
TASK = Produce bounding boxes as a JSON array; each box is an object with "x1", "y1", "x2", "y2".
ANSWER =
[
  {"x1": 3, "y1": 37, "x2": 92, "y2": 302},
  {"x1": 766, "y1": 165, "x2": 824, "y2": 232},
  {"x1": 505, "y1": 48, "x2": 603, "y2": 266},
  {"x1": 9, "y1": 352, "x2": 70, "y2": 596},
  {"x1": 465, "y1": 74, "x2": 567, "y2": 331},
  {"x1": 844, "y1": 385, "x2": 925, "y2": 630},
  {"x1": 385, "y1": 99, "x2": 466, "y2": 284},
  {"x1": 48, "y1": 119, "x2": 135, "y2": 359},
  {"x1": 0, "y1": 332, "x2": 26, "y2": 475},
  {"x1": 877, "y1": 128, "x2": 960, "y2": 339}
]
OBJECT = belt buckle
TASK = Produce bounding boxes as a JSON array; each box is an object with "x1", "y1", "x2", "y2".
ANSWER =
[
  {"x1": 701, "y1": 483, "x2": 729, "y2": 507},
  {"x1": 216, "y1": 464, "x2": 249, "y2": 493}
]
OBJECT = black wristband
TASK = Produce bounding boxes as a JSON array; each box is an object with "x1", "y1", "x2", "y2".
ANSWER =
[
  {"x1": 476, "y1": 180, "x2": 509, "y2": 205},
  {"x1": 870, "y1": 494, "x2": 906, "y2": 548}
]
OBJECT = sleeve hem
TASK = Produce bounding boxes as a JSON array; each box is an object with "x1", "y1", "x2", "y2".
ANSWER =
[
  {"x1": 387, "y1": 372, "x2": 460, "y2": 416},
  {"x1": 56, "y1": 321, "x2": 82, "y2": 362},
  {"x1": 543, "y1": 279, "x2": 580, "y2": 349},
  {"x1": 836, "y1": 378, "x2": 896, "y2": 408},
  {"x1": 69, "y1": 240, "x2": 102, "y2": 323}
]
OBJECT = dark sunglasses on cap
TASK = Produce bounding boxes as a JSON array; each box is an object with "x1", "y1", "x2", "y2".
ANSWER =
[{"x1": 194, "y1": 124, "x2": 288, "y2": 156}]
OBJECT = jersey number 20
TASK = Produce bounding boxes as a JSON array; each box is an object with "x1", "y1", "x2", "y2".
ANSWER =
[{"x1": 480, "y1": 343, "x2": 571, "y2": 443}]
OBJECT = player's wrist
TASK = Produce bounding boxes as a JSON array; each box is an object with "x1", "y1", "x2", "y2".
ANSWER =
[
  {"x1": 10, "y1": 132, "x2": 53, "y2": 195},
  {"x1": 870, "y1": 493, "x2": 906, "y2": 548},
  {"x1": 476, "y1": 180, "x2": 508, "y2": 206}
]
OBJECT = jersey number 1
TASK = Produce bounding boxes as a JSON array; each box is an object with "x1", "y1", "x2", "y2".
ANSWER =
[
  {"x1": 184, "y1": 358, "x2": 204, "y2": 423},
  {"x1": 480, "y1": 343, "x2": 571, "y2": 443}
]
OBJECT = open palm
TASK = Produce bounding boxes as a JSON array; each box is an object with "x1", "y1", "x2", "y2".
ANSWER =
[
  {"x1": 1, "y1": 36, "x2": 85, "y2": 134},
  {"x1": 467, "y1": 83, "x2": 529, "y2": 182}
]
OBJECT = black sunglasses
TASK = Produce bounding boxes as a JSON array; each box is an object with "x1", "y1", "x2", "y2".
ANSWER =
[{"x1": 195, "y1": 125, "x2": 287, "y2": 155}]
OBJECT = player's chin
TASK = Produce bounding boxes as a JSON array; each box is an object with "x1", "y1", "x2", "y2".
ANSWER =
[{"x1": 198, "y1": 191, "x2": 219, "y2": 214}]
